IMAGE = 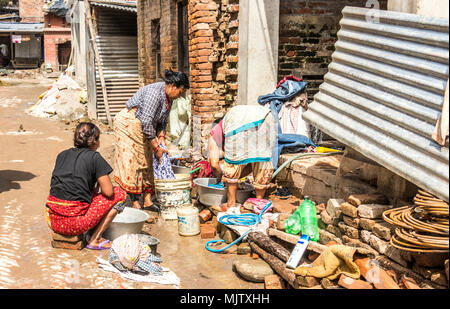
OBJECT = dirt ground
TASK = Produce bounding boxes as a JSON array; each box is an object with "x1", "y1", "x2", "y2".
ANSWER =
[{"x1": 0, "y1": 77, "x2": 264, "y2": 289}]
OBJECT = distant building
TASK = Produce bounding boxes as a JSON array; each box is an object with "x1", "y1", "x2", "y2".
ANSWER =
[
  {"x1": 43, "y1": 0, "x2": 71, "y2": 71},
  {"x1": 19, "y1": 0, "x2": 45, "y2": 23}
]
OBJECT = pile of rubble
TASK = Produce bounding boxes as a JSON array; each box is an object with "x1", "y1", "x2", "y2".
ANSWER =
[
  {"x1": 197, "y1": 189, "x2": 449, "y2": 289},
  {"x1": 27, "y1": 67, "x2": 88, "y2": 121}
]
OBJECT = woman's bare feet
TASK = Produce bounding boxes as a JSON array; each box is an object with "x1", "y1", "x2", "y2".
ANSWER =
[
  {"x1": 87, "y1": 237, "x2": 112, "y2": 249},
  {"x1": 143, "y1": 193, "x2": 153, "y2": 208},
  {"x1": 132, "y1": 200, "x2": 142, "y2": 209}
]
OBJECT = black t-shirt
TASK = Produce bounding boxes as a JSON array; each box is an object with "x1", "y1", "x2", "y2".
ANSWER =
[{"x1": 50, "y1": 148, "x2": 113, "y2": 203}]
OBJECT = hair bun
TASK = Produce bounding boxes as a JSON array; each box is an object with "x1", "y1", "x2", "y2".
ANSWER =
[{"x1": 164, "y1": 69, "x2": 174, "y2": 78}]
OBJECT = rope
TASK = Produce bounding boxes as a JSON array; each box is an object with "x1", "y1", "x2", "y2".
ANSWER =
[{"x1": 205, "y1": 201, "x2": 273, "y2": 253}]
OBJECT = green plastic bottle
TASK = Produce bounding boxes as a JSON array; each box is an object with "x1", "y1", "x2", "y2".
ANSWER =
[
  {"x1": 299, "y1": 196, "x2": 320, "y2": 242},
  {"x1": 284, "y1": 206, "x2": 302, "y2": 235}
]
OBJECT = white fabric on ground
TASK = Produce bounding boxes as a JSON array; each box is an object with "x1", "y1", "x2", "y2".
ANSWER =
[{"x1": 96, "y1": 257, "x2": 180, "y2": 288}]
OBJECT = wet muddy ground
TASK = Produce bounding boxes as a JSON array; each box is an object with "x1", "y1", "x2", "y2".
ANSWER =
[{"x1": 0, "y1": 78, "x2": 263, "y2": 289}]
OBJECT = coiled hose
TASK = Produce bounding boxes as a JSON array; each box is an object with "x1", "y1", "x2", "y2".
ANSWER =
[{"x1": 205, "y1": 201, "x2": 273, "y2": 253}]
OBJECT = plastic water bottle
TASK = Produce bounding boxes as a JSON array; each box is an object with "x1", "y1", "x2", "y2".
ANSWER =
[
  {"x1": 284, "y1": 207, "x2": 302, "y2": 235},
  {"x1": 299, "y1": 196, "x2": 320, "y2": 242}
]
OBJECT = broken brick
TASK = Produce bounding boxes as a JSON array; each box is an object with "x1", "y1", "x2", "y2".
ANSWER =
[
  {"x1": 199, "y1": 209, "x2": 213, "y2": 223},
  {"x1": 316, "y1": 203, "x2": 326, "y2": 215},
  {"x1": 348, "y1": 194, "x2": 388, "y2": 207},
  {"x1": 341, "y1": 202, "x2": 358, "y2": 218},
  {"x1": 321, "y1": 210, "x2": 340, "y2": 226},
  {"x1": 343, "y1": 215, "x2": 360, "y2": 229},
  {"x1": 401, "y1": 275, "x2": 421, "y2": 289},
  {"x1": 51, "y1": 240, "x2": 84, "y2": 250},
  {"x1": 338, "y1": 274, "x2": 373, "y2": 289},
  {"x1": 296, "y1": 276, "x2": 320, "y2": 288},
  {"x1": 355, "y1": 257, "x2": 401, "y2": 289},
  {"x1": 372, "y1": 222, "x2": 395, "y2": 241},
  {"x1": 358, "y1": 204, "x2": 392, "y2": 219},
  {"x1": 201, "y1": 223, "x2": 216, "y2": 239},
  {"x1": 338, "y1": 222, "x2": 360, "y2": 239},
  {"x1": 326, "y1": 199, "x2": 344, "y2": 218},
  {"x1": 51, "y1": 232, "x2": 83, "y2": 243},
  {"x1": 360, "y1": 218, "x2": 382, "y2": 232},
  {"x1": 264, "y1": 275, "x2": 285, "y2": 289}
]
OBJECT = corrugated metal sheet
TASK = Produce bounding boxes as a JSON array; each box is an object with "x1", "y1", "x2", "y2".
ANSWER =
[
  {"x1": 90, "y1": 0, "x2": 137, "y2": 12},
  {"x1": 94, "y1": 7, "x2": 139, "y2": 121},
  {"x1": 0, "y1": 22, "x2": 43, "y2": 33},
  {"x1": 302, "y1": 7, "x2": 449, "y2": 202}
]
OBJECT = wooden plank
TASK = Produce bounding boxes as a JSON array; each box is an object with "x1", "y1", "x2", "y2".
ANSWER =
[{"x1": 267, "y1": 228, "x2": 328, "y2": 254}]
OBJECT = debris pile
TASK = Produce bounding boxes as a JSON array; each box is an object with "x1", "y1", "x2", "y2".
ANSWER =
[
  {"x1": 27, "y1": 66, "x2": 88, "y2": 121},
  {"x1": 198, "y1": 187, "x2": 449, "y2": 289}
]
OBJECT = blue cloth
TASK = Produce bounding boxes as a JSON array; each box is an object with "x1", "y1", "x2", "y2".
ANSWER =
[
  {"x1": 258, "y1": 80, "x2": 315, "y2": 168},
  {"x1": 208, "y1": 182, "x2": 225, "y2": 189},
  {"x1": 153, "y1": 145, "x2": 176, "y2": 180}
]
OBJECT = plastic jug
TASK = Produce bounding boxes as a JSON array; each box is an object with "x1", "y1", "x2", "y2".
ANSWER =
[
  {"x1": 299, "y1": 196, "x2": 320, "y2": 242},
  {"x1": 177, "y1": 206, "x2": 200, "y2": 236}
]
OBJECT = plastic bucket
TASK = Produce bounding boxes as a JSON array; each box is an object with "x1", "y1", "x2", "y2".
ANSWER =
[
  {"x1": 177, "y1": 205, "x2": 200, "y2": 237},
  {"x1": 155, "y1": 174, "x2": 191, "y2": 221}
]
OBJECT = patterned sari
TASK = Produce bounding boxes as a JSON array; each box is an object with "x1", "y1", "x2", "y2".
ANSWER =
[
  {"x1": 45, "y1": 187, "x2": 126, "y2": 236},
  {"x1": 113, "y1": 108, "x2": 154, "y2": 195}
]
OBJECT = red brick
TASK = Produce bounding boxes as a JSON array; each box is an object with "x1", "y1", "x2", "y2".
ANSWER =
[
  {"x1": 264, "y1": 275, "x2": 285, "y2": 289},
  {"x1": 199, "y1": 209, "x2": 213, "y2": 223},
  {"x1": 51, "y1": 240, "x2": 84, "y2": 250},
  {"x1": 338, "y1": 275, "x2": 373, "y2": 289},
  {"x1": 201, "y1": 224, "x2": 216, "y2": 239},
  {"x1": 348, "y1": 194, "x2": 388, "y2": 206},
  {"x1": 341, "y1": 202, "x2": 358, "y2": 218},
  {"x1": 51, "y1": 232, "x2": 83, "y2": 243},
  {"x1": 401, "y1": 276, "x2": 421, "y2": 289},
  {"x1": 355, "y1": 258, "x2": 401, "y2": 289}
]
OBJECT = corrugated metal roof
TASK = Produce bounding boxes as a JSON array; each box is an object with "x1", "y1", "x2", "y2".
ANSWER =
[
  {"x1": 90, "y1": 0, "x2": 137, "y2": 13},
  {"x1": 302, "y1": 7, "x2": 449, "y2": 202},
  {"x1": 0, "y1": 22, "x2": 44, "y2": 33}
]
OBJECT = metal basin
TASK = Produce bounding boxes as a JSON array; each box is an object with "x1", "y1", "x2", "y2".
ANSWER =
[
  {"x1": 103, "y1": 207, "x2": 150, "y2": 241},
  {"x1": 193, "y1": 178, "x2": 254, "y2": 206},
  {"x1": 138, "y1": 234, "x2": 160, "y2": 255},
  {"x1": 172, "y1": 164, "x2": 191, "y2": 174}
]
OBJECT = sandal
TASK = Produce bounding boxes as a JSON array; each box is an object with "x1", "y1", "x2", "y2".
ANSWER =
[{"x1": 86, "y1": 239, "x2": 111, "y2": 251}]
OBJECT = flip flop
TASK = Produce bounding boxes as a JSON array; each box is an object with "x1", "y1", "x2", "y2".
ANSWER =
[{"x1": 86, "y1": 240, "x2": 111, "y2": 251}]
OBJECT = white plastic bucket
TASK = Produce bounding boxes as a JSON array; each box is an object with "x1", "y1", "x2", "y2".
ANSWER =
[
  {"x1": 177, "y1": 205, "x2": 200, "y2": 237},
  {"x1": 155, "y1": 174, "x2": 191, "y2": 221}
]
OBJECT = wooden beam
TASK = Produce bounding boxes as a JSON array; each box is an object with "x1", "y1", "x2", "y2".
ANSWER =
[
  {"x1": 267, "y1": 228, "x2": 328, "y2": 254},
  {"x1": 249, "y1": 242, "x2": 300, "y2": 289}
]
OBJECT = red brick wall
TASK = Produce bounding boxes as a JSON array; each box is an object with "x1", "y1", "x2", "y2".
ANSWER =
[
  {"x1": 188, "y1": 0, "x2": 239, "y2": 156},
  {"x1": 44, "y1": 14, "x2": 71, "y2": 71},
  {"x1": 138, "y1": 0, "x2": 179, "y2": 85},
  {"x1": 278, "y1": 0, "x2": 387, "y2": 99},
  {"x1": 19, "y1": 0, "x2": 45, "y2": 23},
  {"x1": 138, "y1": 0, "x2": 239, "y2": 156}
]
